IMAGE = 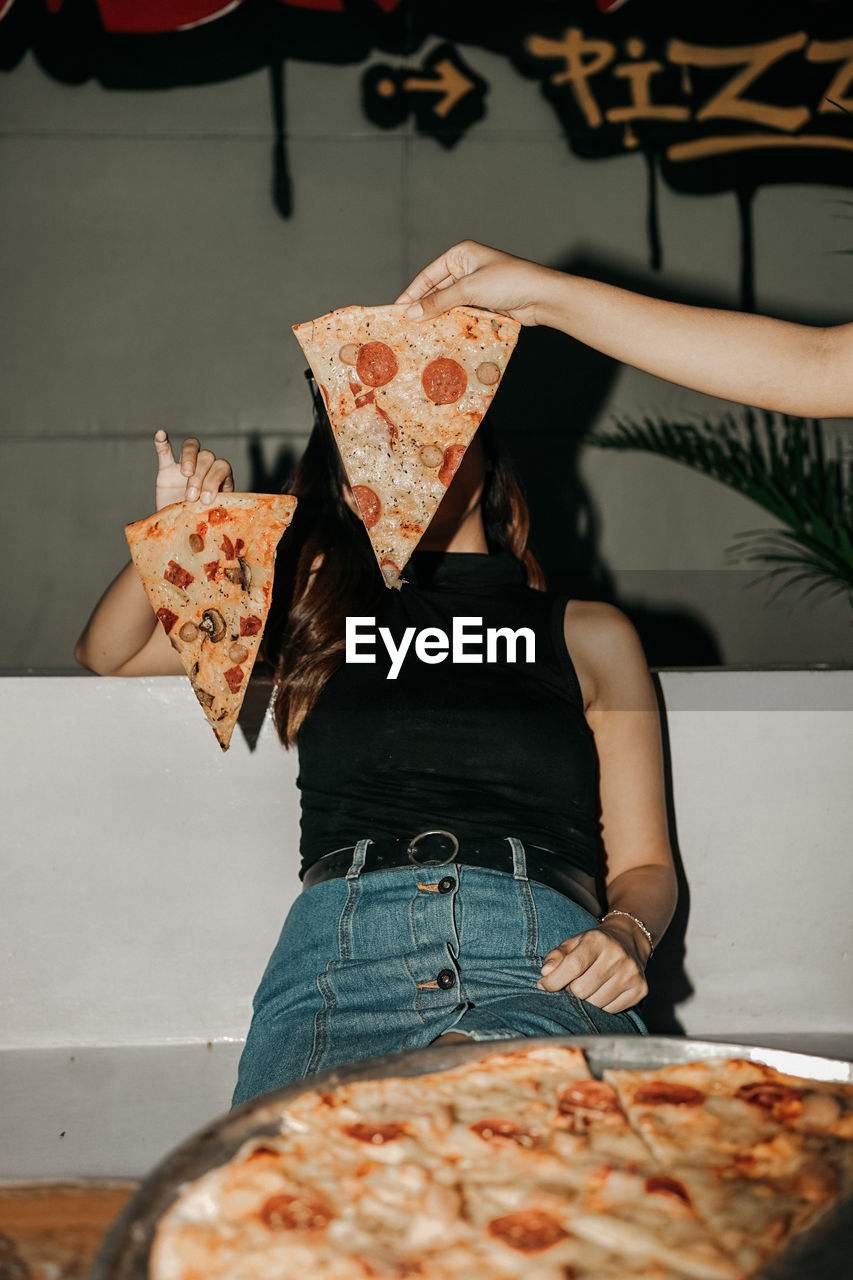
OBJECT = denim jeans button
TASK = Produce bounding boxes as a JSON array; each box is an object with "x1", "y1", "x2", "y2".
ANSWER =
[
  {"x1": 438, "y1": 876, "x2": 456, "y2": 894},
  {"x1": 437, "y1": 968, "x2": 456, "y2": 989}
]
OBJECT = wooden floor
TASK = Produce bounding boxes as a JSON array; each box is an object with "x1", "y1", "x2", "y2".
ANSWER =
[{"x1": 0, "y1": 1182, "x2": 139, "y2": 1278}]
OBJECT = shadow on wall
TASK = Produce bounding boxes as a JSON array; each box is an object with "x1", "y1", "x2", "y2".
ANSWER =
[
  {"x1": 486, "y1": 252, "x2": 724, "y2": 668},
  {"x1": 641, "y1": 676, "x2": 693, "y2": 1035}
]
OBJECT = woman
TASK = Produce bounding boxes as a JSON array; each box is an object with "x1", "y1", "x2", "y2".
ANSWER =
[
  {"x1": 397, "y1": 240, "x2": 853, "y2": 420},
  {"x1": 76, "y1": 381, "x2": 676, "y2": 1107}
]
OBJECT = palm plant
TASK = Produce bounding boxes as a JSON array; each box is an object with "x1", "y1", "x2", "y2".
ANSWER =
[{"x1": 588, "y1": 411, "x2": 853, "y2": 606}]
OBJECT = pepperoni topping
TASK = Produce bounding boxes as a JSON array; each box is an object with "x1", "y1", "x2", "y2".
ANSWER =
[
  {"x1": 224, "y1": 666, "x2": 245, "y2": 693},
  {"x1": 476, "y1": 360, "x2": 501, "y2": 386},
  {"x1": 220, "y1": 534, "x2": 235, "y2": 559},
  {"x1": 376, "y1": 404, "x2": 398, "y2": 450},
  {"x1": 438, "y1": 443, "x2": 467, "y2": 487},
  {"x1": 204, "y1": 561, "x2": 220, "y2": 582},
  {"x1": 422, "y1": 357, "x2": 467, "y2": 404},
  {"x1": 470, "y1": 1119, "x2": 538, "y2": 1147},
  {"x1": 188, "y1": 532, "x2": 205, "y2": 553},
  {"x1": 344, "y1": 1122, "x2": 406, "y2": 1144},
  {"x1": 634, "y1": 1082, "x2": 705, "y2": 1107},
  {"x1": 259, "y1": 1192, "x2": 334, "y2": 1232},
  {"x1": 240, "y1": 616, "x2": 263, "y2": 636},
  {"x1": 235, "y1": 538, "x2": 244, "y2": 555},
  {"x1": 352, "y1": 485, "x2": 382, "y2": 529},
  {"x1": 558, "y1": 1081, "x2": 621, "y2": 1115},
  {"x1": 356, "y1": 341, "x2": 398, "y2": 387},
  {"x1": 487, "y1": 1210, "x2": 568, "y2": 1253},
  {"x1": 163, "y1": 561, "x2": 194, "y2": 589},
  {"x1": 354, "y1": 389, "x2": 375, "y2": 408},
  {"x1": 155, "y1": 607, "x2": 178, "y2": 634},
  {"x1": 735, "y1": 1082, "x2": 805, "y2": 1121},
  {"x1": 644, "y1": 1175, "x2": 692, "y2": 1205},
  {"x1": 206, "y1": 507, "x2": 228, "y2": 525}
]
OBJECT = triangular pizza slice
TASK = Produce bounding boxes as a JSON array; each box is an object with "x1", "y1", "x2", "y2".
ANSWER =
[
  {"x1": 125, "y1": 493, "x2": 297, "y2": 749},
  {"x1": 292, "y1": 303, "x2": 520, "y2": 586}
]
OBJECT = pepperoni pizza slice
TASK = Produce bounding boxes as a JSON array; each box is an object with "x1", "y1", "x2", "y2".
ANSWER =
[
  {"x1": 292, "y1": 303, "x2": 520, "y2": 586},
  {"x1": 606, "y1": 1057, "x2": 853, "y2": 1275},
  {"x1": 125, "y1": 494, "x2": 297, "y2": 750}
]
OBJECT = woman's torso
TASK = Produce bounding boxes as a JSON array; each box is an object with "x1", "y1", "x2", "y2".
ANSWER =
[{"x1": 296, "y1": 550, "x2": 601, "y2": 876}]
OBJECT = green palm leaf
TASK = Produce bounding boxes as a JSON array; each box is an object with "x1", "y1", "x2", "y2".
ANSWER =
[{"x1": 588, "y1": 413, "x2": 853, "y2": 608}]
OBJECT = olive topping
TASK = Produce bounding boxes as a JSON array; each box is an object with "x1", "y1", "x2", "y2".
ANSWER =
[
  {"x1": 188, "y1": 532, "x2": 205, "y2": 553},
  {"x1": 178, "y1": 622, "x2": 199, "y2": 643},
  {"x1": 229, "y1": 643, "x2": 249, "y2": 664},
  {"x1": 419, "y1": 444, "x2": 443, "y2": 469},
  {"x1": 199, "y1": 609, "x2": 226, "y2": 642},
  {"x1": 476, "y1": 361, "x2": 501, "y2": 386},
  {"x1": 338, "y1": 343, "x2": 359, "y2": 365}
]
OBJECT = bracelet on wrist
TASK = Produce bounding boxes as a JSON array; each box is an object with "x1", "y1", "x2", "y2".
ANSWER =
[{"x1": 599, "y1": 909, "x2": 655, "y2": 956}]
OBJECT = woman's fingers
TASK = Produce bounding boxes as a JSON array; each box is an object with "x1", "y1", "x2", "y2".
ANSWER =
[
  {"x1": 536, "y1": 929, "x2": 648, "y2": 1009},
  {"x1": 396, "y1": 243, "x2": 472, "y2": 303},
  {"x1": 180, "y1": 437, "x2": 201, "y2": 478},
  {"x1": 186, "y1": 451, "x2": 234, "y2": 502},
  {"x1": 153, "y1": 429, "x2": 176, "y2": 469}
]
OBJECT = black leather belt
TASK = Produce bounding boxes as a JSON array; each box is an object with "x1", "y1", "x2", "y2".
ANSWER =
[{"x1": 301, "y1": 831, "x2": 603, "y2": 918}]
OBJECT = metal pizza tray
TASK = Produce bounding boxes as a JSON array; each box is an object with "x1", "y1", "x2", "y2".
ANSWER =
[{"x1": 92, "y1": 1035, "x2": 853, "y2": 1280}]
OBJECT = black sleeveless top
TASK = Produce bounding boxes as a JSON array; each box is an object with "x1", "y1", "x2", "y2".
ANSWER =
[{"x1": 297, "y1": 550, "x2": 600, "y2": 878}]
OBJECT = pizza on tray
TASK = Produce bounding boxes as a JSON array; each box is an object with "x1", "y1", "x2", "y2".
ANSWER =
[
  {"x1": 292, "y1": 304, "x2": 520, "y2": 587},
  {"x1": 125, "y1": 494, "x2": 297, "y2": 750},
  {"x1": 150, "y1": 1045, "x2": 853, "y2": 1279}
]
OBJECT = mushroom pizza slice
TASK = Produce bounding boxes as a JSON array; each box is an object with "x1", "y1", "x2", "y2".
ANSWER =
[{"x1": 125, "y1": 493, "x2": 297, "y2": 749}]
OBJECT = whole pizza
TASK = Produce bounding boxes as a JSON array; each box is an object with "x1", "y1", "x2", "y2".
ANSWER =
[{"x1": 149, "y1": 1044, "x2": 853, "y2": 1280}]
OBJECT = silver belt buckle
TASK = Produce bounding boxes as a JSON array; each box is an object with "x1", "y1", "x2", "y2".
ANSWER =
[{"x1": 407, "y1": 829, "x2": 460, "y2": 868}]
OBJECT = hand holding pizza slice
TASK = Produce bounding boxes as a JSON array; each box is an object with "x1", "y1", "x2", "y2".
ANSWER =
[{"x1": 292, "y1": 303, "x2": 520, "y2": 586}]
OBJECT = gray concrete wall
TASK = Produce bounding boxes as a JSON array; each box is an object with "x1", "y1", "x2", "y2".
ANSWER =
[{"x1": 1, "y1": 45, "x2": 852, "y2": 669}]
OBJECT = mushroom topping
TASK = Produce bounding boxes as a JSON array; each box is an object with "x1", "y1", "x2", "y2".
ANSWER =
[
  {"x1": 338, "y1": 343, "x2": 359, "y2": 365},
  {"x1": 228, "y1": 643, "x2": 249, "y2": 664},
  {"x1": 224, "y1": 556, "x2": 252, "y2": 590},
  {"x1": 194, "y1": 687, "x2": 214, "y2": 709},
  {"x1": 419, "y1": 444, "x2": 444, "y2": 469},
  {"x1": 179, "y1": 622, "x2": 199, "y2": 643},
  {"x1": 476, "y1": 361, "x2": 501, "y2": 386},
  {"x1": 188, "y1": 532, "x2": 205, "y2": 553},
  {"x1": 199, "y1": 609, "x2": 226, "y2": 642}
]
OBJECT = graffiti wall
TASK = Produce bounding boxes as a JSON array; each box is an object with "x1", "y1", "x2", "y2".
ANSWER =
[{"x1": 1, "y1": 0, "x2": 851, "y2": 668}]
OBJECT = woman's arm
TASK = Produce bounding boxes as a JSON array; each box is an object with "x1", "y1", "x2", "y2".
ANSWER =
[
  {"x1": 398, "y1": 240, "x2": 853, "y2": 420},
  {"x1": 536, "y1": 602, "x2": 677, "y2": 1013},
  {"x1": 74, "y1": 431, "x2": 235, "y2": 676}
]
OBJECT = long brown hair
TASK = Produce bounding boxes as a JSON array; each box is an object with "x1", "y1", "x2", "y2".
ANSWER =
[{"x1": 268, "y1": 404, "x2": 545, "y2": 746}]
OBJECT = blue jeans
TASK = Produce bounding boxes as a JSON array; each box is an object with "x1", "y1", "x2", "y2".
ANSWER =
[{"x1": 232, "y1": 838, "x2": 646, "y2": 1106}]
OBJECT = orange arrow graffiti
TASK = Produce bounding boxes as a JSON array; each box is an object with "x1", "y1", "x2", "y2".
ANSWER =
[{"x1": 403, "y1": 58, "x2": 475, "y2": 117}]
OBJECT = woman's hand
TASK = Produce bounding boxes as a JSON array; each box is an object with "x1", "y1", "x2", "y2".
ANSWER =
[
  {"x1": 395, "y1": 240, "x2": 555, "y2": 327},
  {"x1": 154, "y1": 430, "x2": 235, "y2": 511},
  {"x1": 536, "y1": 917, "x2": 650, "y2": 1015}
]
